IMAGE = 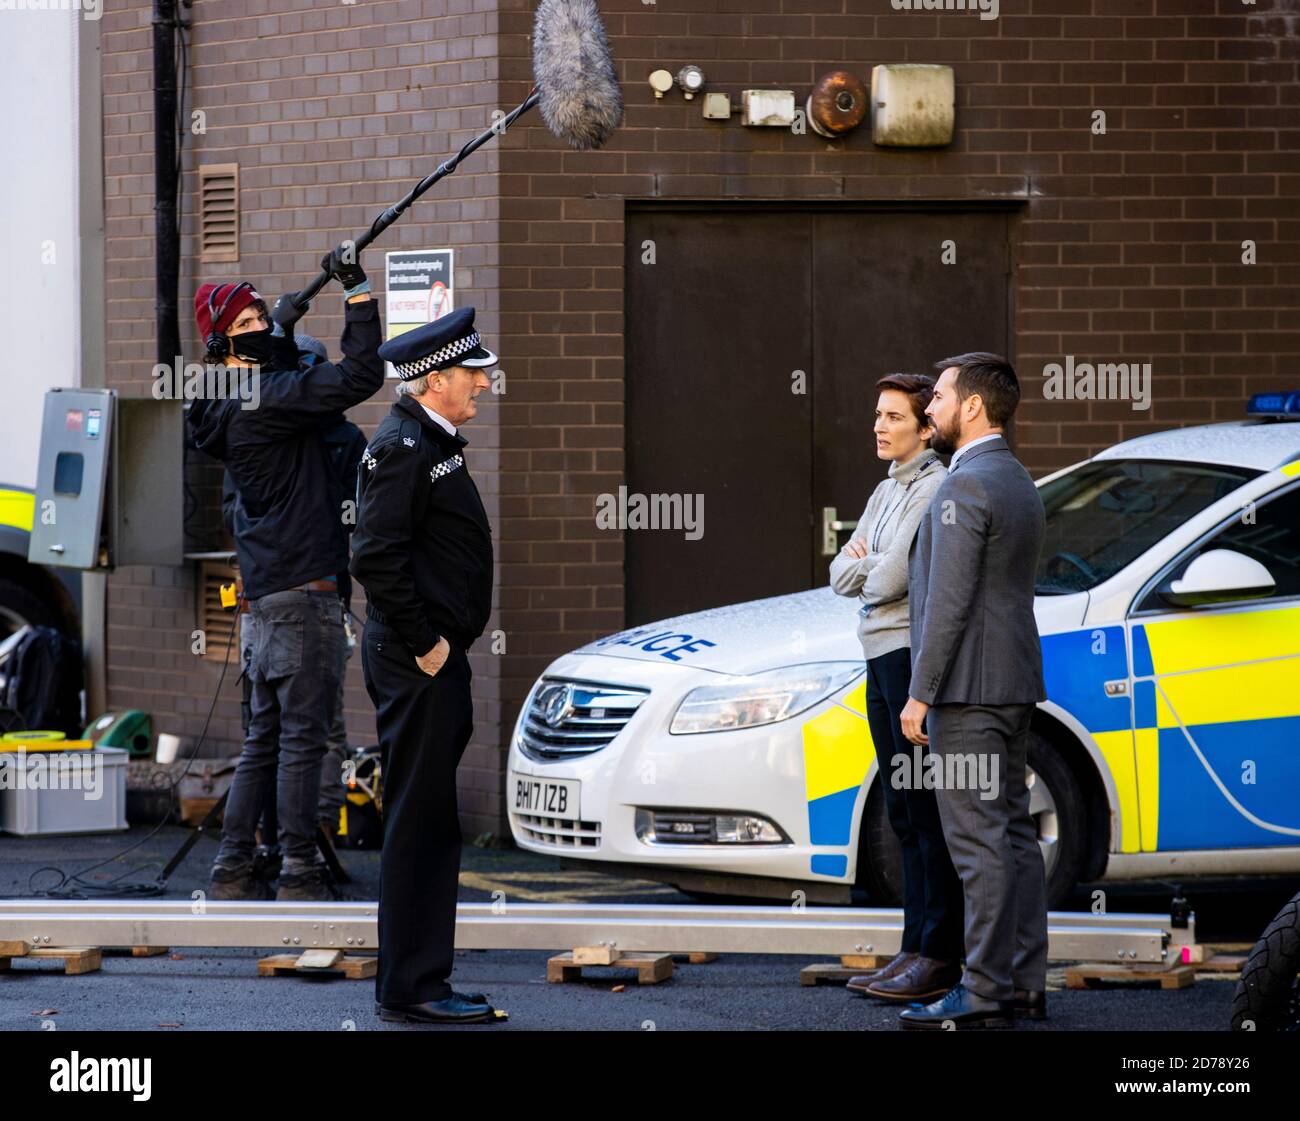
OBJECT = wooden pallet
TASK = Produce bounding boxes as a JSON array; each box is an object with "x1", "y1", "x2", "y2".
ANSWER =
[
  {"x1": 1066, "y1": 963, "x2": 1196, "y2": 990},
  {"x1": 1190, "y1": 954, "x2": 1247, "y2": 975},
  {"x1": 671, "y1": 952, "x2": 718, "y2": 964},
  {"x1": 1181, "y1": 941, "x2": 1252, "y2": 962},
  {"x1": 103, "y1": 946, "x2": 170, "y2": 958},
  {"x1": 1181, "y1": 943, "x2": 1251, "y2": 973},
  {"x1": 0, "y1": 946, "x2": 101, "y2": 975},
  {"x1": 256, "y1": 949, "x2": 377, "y2": 980},
  {"x1": 547, "y1": 950, "x2": 673, "y2": 985},
  {"x1": 800, "y1": 953, "x2": 891, "y2": 986}
]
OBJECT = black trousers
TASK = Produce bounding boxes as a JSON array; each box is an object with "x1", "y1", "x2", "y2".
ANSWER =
[
  {"x1": 361, "y1": 619, "x2": 474, "y2": 1004},
  {"x1": 865, "y1": 645, "x2": 964, "y2": 961}
]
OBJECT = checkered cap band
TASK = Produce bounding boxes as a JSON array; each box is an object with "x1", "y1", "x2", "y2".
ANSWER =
[
  {"x1": 394, "y1": 330, "x2": 482, "y2": 380},
  {"x1": 431, "y1": 454, "x2": 464, "y2": 482}
]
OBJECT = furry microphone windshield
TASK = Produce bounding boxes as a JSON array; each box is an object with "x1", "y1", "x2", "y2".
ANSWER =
[
  {"x1": 532, "y1": 0, "x2": 623, "y2": 150},
  {"x1": 287, "y1": 0, "x2": 623, "y2": 309}
]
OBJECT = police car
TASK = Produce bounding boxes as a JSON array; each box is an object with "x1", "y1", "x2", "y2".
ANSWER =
[{"x1": 507, "y1": 395, "x2": 1300, "y2": 907}]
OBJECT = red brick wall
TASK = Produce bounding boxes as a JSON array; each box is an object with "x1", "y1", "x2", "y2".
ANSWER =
[
  {"x1": 491, "y1": 0, "x2": 1300, "y2": 736},
  {"x1": 99, "y1": 0, "x2": 1300, "y2": 833},
  {"x1": 100, "y1": 0, "x2": 509, "y2": 831}
]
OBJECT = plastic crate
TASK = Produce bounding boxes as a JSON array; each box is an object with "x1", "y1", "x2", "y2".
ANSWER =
[{"x1": 0, "y1": 747, "x2": 129, "y2": 835}]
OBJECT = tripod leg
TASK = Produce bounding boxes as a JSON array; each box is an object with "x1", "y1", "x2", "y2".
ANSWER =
[
  {"x1": 157, "y1": 788, "x2": 230, "y2": 885},
  {"x1": 316, "y1": 822, "x2": 351, "y2": 884}
]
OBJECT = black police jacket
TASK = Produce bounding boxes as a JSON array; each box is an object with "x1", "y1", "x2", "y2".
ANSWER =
[
  {"x1": 349, "y1": 396, "x2": 493, "y2": 655},
  {"x1": 188, "y1": 299, "x2": 384, "y2": 599}
]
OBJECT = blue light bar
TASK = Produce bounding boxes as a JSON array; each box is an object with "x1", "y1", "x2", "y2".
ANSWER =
[{"x1": 1247, "y1": 392, "x2": 1300, "y2": 418}]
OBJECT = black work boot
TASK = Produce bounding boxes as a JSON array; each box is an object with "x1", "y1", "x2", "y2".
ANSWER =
[
  {"x1": 275, "y1": 863, "x2": 339, "y2": 902},
  {"x1": 251, "y1": 844, "x2": 282, "y2": 887},
  {"x1": 208, "y1": 863, "x2": 274, "y2": 901}
]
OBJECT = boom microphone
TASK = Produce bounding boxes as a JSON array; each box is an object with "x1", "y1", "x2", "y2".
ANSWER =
[
  {"x1": 287, "y1": 0, "x2": 621, "y2": 310},
  {"x1": 533, "y1": 0, "x2": 624, "y2": 151}
]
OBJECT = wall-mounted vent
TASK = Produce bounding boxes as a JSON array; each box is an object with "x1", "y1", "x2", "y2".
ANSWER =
[
  {"x1": 198, "y1": 164, "x2": 239, "y2": 263},
  {"x1": 197, "y1": 559, "x2": 240, "y2": 665}
]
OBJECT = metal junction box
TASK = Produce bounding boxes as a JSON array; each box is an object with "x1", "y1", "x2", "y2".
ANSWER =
[
  {"x1": 871, "y1": 64, "x2": 956, "y2": 148},
  {"x1": 27, "y1": 388, "x2": 183, "y2": 570},
  {"x1": 742, "y1": 89, "x2": 796, "y2": 128}
]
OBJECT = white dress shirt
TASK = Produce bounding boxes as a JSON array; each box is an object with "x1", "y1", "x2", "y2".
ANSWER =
[
  {"x1": 418, "y1": 401, "x2": 457, "y2": 437},
  {"x1": 948, "y1": 432, "x2": 1001, "y2": 471}
]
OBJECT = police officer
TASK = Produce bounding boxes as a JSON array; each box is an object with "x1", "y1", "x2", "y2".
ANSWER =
[{"x1": 350, "y1": 307, "x2": 500, "y2": 1025}]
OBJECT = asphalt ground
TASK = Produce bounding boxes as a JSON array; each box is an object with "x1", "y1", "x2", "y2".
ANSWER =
[{"x1": 2, "y1": 825, "x2": 1296, "y2": 1036}]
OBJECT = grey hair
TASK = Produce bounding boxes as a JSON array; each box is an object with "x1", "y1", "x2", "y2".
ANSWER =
[{"x1": 394, "y1": 374, "x2": 430, "y2": 397}]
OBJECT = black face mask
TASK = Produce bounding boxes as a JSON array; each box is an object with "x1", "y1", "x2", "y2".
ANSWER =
[{"x1": 228, "y1": 327, "x2": 278, "y2": 368}]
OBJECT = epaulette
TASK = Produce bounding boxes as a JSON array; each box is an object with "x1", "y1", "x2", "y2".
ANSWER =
[{"x1": 396, "y1": 417, "x2": 423, "y2": 452}]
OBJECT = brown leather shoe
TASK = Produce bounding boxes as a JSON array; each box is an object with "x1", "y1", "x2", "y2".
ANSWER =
[
  {"x1": 1013, "y1": 988, "x2": 1047, "y2": 1020},
  {"x1": 846, "y1": 951, "x2": 917, "y2": 994},
  {"x1": 865, "y1": 955, "x2": 962, "y2": 1002}
]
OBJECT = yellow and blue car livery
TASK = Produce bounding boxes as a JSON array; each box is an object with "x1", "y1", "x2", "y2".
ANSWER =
[
  {"x1": 801, "y1": 679, "x2": 871, "y2": 878},
  {"x1": 1129, "y1": 609, "x2": 1300, "y2": 850}
]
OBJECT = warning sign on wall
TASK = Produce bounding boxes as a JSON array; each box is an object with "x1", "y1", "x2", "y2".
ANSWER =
[{"x1": 384, "y1": 249, "x2": 454, "y2": 379}]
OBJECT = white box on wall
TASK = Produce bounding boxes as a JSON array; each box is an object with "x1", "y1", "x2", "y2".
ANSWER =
[
  {"x1": 742, "y1": 89, "x2": 796, "y2": 128},
  {"x1": 871, "y1": 64, "x2": 955, "y2": 148}
]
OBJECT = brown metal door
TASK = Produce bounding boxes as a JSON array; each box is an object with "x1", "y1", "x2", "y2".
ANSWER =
[
  {"x1": 812, "y1": 209, "x2": 1012, "y2": 574},
  {"x1": 624, "y1": 205, "x2": 1012, "y2": 627},
  {"x1": 624, "y1": 208, "x2": 814, "y2": 626}
]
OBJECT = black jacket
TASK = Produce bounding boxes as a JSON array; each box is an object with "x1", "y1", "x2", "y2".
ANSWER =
[
  {"x1": 349, "y1": 396, "x2": 493, "y2": 654},
  {"x1": 189, "y1": 299, "x2": 384, "y2": 599},
  {"x1": 222, "y1": 414, "x2": 369, "y2": 607}
]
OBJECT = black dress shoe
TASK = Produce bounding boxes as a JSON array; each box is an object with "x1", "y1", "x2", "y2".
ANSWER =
[
  {"x1": 377, "y1": 995, "x2": 496, "y2": 1024},
  {"x1": 898, "y1": 983, "x2": 1013, "y2": 1030},
  {"x1": 1013, "y1": 988, "x2": 1047, "y2": 1020},
  {"x1": 846, "y1": 951, "x2": 917, "y2": 994},
  {"x1": 374, "y1": 992, "x2": 487, "y2": 1015}
]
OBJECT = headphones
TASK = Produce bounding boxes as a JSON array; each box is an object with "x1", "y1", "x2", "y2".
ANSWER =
[{"x1": 204, "y1": 282, "x2": 256, "y2": 363}]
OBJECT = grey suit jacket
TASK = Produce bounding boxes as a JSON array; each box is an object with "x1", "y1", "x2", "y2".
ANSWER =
[{"x1": 908, "y1": 435, "x2": 1047, "y2": 706}]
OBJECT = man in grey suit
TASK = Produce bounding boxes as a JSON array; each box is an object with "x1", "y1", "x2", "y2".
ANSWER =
[{"x1": 897, "y1": 352, "x2": 1048, "y2": 1030}]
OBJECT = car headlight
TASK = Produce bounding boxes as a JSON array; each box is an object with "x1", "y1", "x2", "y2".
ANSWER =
[{"x1": 669, "y1": 662, "x2": 864, "y2": 735}]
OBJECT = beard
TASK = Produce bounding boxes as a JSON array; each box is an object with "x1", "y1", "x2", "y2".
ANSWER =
[{"x1": 929, "y1": 412, "x2": 961, "y2": 456}]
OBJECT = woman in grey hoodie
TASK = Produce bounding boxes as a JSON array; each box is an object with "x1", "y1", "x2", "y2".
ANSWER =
[{"x1": 828, "y1": 373, "x2": 964, "y2": 1004}]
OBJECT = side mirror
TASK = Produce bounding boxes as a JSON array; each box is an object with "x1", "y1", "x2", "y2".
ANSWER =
[{"x1": 1158, "y1": 548, "x2": 1276, "y2": 608}]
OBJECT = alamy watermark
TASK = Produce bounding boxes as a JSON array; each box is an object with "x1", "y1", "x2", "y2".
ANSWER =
[
  {"x1": 891, "y1": 746, "x2": 1000, "y2": 801},
  {"x1": 152, "y1": 359, "x2": 261, "y2": 411},
  {"x1": 0, "y1": 0, "x2": 102, "y2": 19},
  {"x1": 890, "y1": 0, "x2": 999, "y2": 22},
  {"x1": 596, "y1": 487, "x2": 704, "y2": 541},
  {"x1": 49, "y1": 1053, "x2": 150, "y2": 1100},
  {"x1": 0, "y1": 749, "x2": 104, "y2": 800},
  {"x1": 1042, "y1": 356, "x2": 1151, "y2": 411}
]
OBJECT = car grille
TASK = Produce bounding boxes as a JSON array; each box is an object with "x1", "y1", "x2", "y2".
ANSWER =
[
  {"x1": 518, "y1": 678, "x2": 649, "y2": 761},
  {"x1": 514, "y1": 813, "x2": 602, "y2": 849}
]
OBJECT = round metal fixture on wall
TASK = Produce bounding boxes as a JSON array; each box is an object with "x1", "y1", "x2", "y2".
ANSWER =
[{"x1": 806, "y1": 70, "x2": 869, "y2": 138}]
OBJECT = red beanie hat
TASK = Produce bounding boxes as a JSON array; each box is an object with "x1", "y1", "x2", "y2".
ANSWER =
[{"x1": 195, "y1": 281, "x2": 262, "y2": 340}]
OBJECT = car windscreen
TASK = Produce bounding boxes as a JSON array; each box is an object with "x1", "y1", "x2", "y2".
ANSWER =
[{"x1": 1035, "y1": 459, "x2": 1258, "y2": 594}]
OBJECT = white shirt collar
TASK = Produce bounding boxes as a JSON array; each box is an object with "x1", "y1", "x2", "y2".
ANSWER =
[
  {"x1": 418, "y1": 401, "x2": 457, "y2": 437},
  {"x1": 949, "y1": 432, "x2": 1001, "y2": 470}
]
